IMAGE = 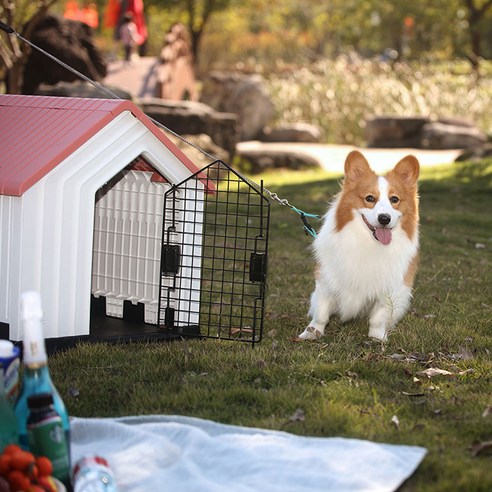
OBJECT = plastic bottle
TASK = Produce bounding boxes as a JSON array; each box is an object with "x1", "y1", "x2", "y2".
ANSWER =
[
  {"x1": 73, "y1": 455, "x2": 119, "y2": 492},
  {"x1": 0, "y1": 369, "x2": 18, "y2": 452},
  {"x1": 27, "y1": 392, "x2": 71, "y2": 485},
  {"x1": 14, "y1": 291, "x2": 70, "y2": 452}
]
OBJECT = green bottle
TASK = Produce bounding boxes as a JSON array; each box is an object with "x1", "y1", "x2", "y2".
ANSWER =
[
  {"x1": 27, "y1": 393, "x2": 70, "y2": 486},
  {"x1": 14, "y1": 291, "x2": 70, "y2": 451}
]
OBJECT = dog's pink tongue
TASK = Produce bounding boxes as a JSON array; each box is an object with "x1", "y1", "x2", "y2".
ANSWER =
[{"x1": 375, "y1": 227, "x2": 392, "y2": 245}]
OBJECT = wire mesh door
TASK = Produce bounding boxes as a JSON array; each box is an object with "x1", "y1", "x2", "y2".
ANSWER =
[{"x1": 158, "y1": 160, "x2": 270, "y2": 344}]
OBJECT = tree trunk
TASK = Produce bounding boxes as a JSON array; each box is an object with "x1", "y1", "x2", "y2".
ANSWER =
[
  {"x1": 5, "y1": 60, "x2": 25, "y2": 94},
  {"x1": 464, "y1": 0, "x2": 492, "y2": 73},
  {"x1": 469, "y1": 28, "x2": 481, "y2": 72}
]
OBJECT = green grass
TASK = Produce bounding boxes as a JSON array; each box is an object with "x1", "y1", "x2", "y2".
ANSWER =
[{"x1": 48, "y1": 159, "x2": 491, "y2": 491}]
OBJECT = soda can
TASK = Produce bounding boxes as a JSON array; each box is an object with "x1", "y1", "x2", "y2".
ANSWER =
[
  {"x1": 72, "y1": 455, "x2": 119, "y2": 492},
  {"x1": 0, "y1": 340, "x2": 20, "y2": 404}
]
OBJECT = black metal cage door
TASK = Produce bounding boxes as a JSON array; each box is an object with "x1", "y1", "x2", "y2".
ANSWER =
[{"x1": 158, "y1": 160, "x2": 270, "y2": 344}]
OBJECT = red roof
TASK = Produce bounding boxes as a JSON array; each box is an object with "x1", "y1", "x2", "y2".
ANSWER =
[{"x1": 0, "y1": 95, "x2": 203, "y2": 196}]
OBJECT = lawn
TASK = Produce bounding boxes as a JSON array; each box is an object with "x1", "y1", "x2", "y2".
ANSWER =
[{"x1": 48, "y1": 158, "x2": 491, "y2": 492}]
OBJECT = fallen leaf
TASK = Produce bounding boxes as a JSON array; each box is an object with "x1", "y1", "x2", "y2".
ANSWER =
[
  {"x1": 450, "y1": 346, "x2": 474, "y2": 360},
  {"x1": 230, "y1": 327, "x2": 253, "y2": 335},
  {"x1": 402, "y1": 391, "x2": 425, "y2": 397},
  {"x1": 470, "y1": 441, "x2": 492, "y2": 457},
  {"x1": 68, "y1": 386, "x2": 80, "y2": 398},
  {"x1": 416, "y1": 368, "x2": 454, "y2": 378},
  {"x1": 289, "y1": 408, "x2": 305, "y2": 423},
  {"x1": 482, "y1": 406, "x2": 492, "y2": 418},
  {"x1": 291, "y1": 336, "x2": 305, "y2": 343},
  {"x1": 389, "y1": 353, "x2": 406, "y2": 361}
]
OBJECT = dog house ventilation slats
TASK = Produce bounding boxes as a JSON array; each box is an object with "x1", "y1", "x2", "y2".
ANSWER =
[{"x1": 92, "y1": 166, "x2": 171, "y2": 324}]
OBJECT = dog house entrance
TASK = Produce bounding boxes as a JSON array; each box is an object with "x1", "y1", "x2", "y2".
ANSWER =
[
  {"x1": 90, "y1": 158, "x2": 269, "y2": 345},
  {"x1": 159, "y1": 160, "x2": 269, "y2": 344}
]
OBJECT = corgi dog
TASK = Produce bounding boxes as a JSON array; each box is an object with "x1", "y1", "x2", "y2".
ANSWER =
[{"x1": 298, "y1": 150, "x2": 420, "y2": 342}]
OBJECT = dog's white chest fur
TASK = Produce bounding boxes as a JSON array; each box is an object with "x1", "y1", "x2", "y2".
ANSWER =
[{"x1": 314, "y1": 197, "x2": 418, "y2": 321}]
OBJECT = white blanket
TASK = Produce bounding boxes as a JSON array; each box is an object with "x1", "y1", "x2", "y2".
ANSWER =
[{"x1": 70, "y1": 415, "x2": 426, "y2": 492}]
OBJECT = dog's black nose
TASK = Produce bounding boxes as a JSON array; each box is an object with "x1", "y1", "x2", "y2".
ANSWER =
[{"x1": 378, "y1": 214, "x2": 391, "y2": 226}]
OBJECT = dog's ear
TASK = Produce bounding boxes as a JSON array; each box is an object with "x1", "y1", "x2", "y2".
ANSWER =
[
  {"x1": 344, "y1": 151, "x2": 373, "y2": 182},
  {"x1": 390, "y1": 155, "x2": 420, "y2": 186}
]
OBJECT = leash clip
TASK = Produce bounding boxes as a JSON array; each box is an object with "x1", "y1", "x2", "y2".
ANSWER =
[
  {"x1": 300, "y1": 213, "x2": 318, "y2": 238},
  {"x1": 289, "y1": 206, "x2": 320, "y2": 238}
]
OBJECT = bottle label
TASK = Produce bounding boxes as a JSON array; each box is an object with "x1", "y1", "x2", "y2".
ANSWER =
[
  {"x1": 28, "y1": 416, "x2": 70, "y2": 481},
  {"x1": 0, "y1": 345, "x2": 20, "y2": 404}
]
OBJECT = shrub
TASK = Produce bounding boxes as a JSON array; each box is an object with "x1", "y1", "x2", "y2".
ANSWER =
[{"x1": 265, "y1": 54, "x2": 492, "y2": 146}]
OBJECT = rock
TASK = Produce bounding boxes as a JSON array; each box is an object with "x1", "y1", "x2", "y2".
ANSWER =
[
  {"x1": 34, "y1": 80, "x2": 132, "y2": 100},
  {"x1": 165, "y1": 133, "x2": 229, "y2": 167},
  {"x1": 455, "y1": 143, "x2": 492, "y2": 161},
  {"x1": 420, "y1": 121, "x2": 487, "y2": 149},
  {"x1": 138, "y1": 98, "x2": 238, "y2": 159},
  {"x1": 437, "y1": 117, "x2": 477, "y2": 128},
  {"x1": 260, "y1": 123, "x2": 322, "y2": 143},
  {"x1": 236, "y1": 143, "x2": 321, "y2": 173},
  {"x1": 365, "y1": 116, "x2": 429, "y2": 148},
  {"x1": 365, "y1": 115, "x2": 487, "y2": 149},
  {"x1": 200, "y1": 71, "x2": 274, "y2": 141},
  {"x1": 22, "y1": 14, "x2": 106, "y2": 95}
]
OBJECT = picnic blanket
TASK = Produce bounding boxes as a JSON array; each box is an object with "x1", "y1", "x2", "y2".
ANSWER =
[{"x1": 70, "y1": 415, "x2": 427, "y2": 492}]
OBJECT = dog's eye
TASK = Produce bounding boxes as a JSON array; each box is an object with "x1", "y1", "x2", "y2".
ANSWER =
[
  {"x1": 365, "y1": 195, "x2": 375, "y2": 203},
  {"x1": 390, "y1": 196, "x2": 399, "y2": 204}
]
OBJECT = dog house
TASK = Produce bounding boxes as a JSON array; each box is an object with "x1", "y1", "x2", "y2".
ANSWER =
[{"x1": 0, "y1": 95, "x2": 269, "y2": 347}]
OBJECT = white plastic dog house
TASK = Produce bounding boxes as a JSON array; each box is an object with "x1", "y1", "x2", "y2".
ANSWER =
[
  {"x1": 0, "y1": 94, "x2": 209, "y2": 345},
  {"x1": 0, "y1": 95, "x2": 269, "y2": 348}
]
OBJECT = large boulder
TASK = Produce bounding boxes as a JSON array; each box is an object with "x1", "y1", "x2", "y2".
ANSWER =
[
  {"x1": 34, "y1": 80, "x2": 132, "y2": 100},
  {"x1": 420, "y1": 120, "x2": 487, "y2": 149},
  {"x1": 22, "y1": 14, "x2": 107, "y2": 95},
  {"x1": 365, "y1": 116, "x2": 430, "y2": 148},
  {"x1": 365, "y1": 115, "x2": 487, "y2": 149},
  {"x1": 260, "y1": 123, "x2": 322, "y2": 143},
  {"x1": 455, "y1": 142, "x2": 492, "y2": 161},
  {"x1": 138, "y1": 98, "x2": 238, "y2": 159},
  {"x1": 200, "y1": 71, "x2": 274, "y2": 141}
]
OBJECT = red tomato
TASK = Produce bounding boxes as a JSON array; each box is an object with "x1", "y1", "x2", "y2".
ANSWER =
[
  {"x1": 10, "y1": 450, "x2": 35, "y2": 473},
  {"x1": 0, "y1": 453, "x2": 12, "y2": 475},
  {"x1": 7, "y1": 469, "x2": 31, "y2": 491},
  {"x1": 35, "y1": 456, "x2": 53, "y2": 477}
]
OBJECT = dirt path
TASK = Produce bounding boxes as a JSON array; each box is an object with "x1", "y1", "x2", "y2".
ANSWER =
[{"x1": 236, "y1": 141, "x2": 463, "y2": 174}]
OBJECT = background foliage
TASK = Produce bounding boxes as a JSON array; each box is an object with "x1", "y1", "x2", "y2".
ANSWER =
[{"x1": 266, "y1": 57, "x2": 492, "y2": 145}]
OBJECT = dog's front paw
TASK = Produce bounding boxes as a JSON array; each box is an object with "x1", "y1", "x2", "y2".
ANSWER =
[
  {"x1": 368, "y1": 326, "x2": 388, "y2": 341},
  {"x1": 298, "y1": 326, "x2": 322, "y2": 341}
]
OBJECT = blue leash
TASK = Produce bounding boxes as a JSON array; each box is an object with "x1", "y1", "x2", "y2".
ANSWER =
[
  {"x1": 265, "y1": 192, "x2": 321, "y2": 238},
  {"x1": 290, "y1": 206, "x2": 321, "y2": 238}
]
